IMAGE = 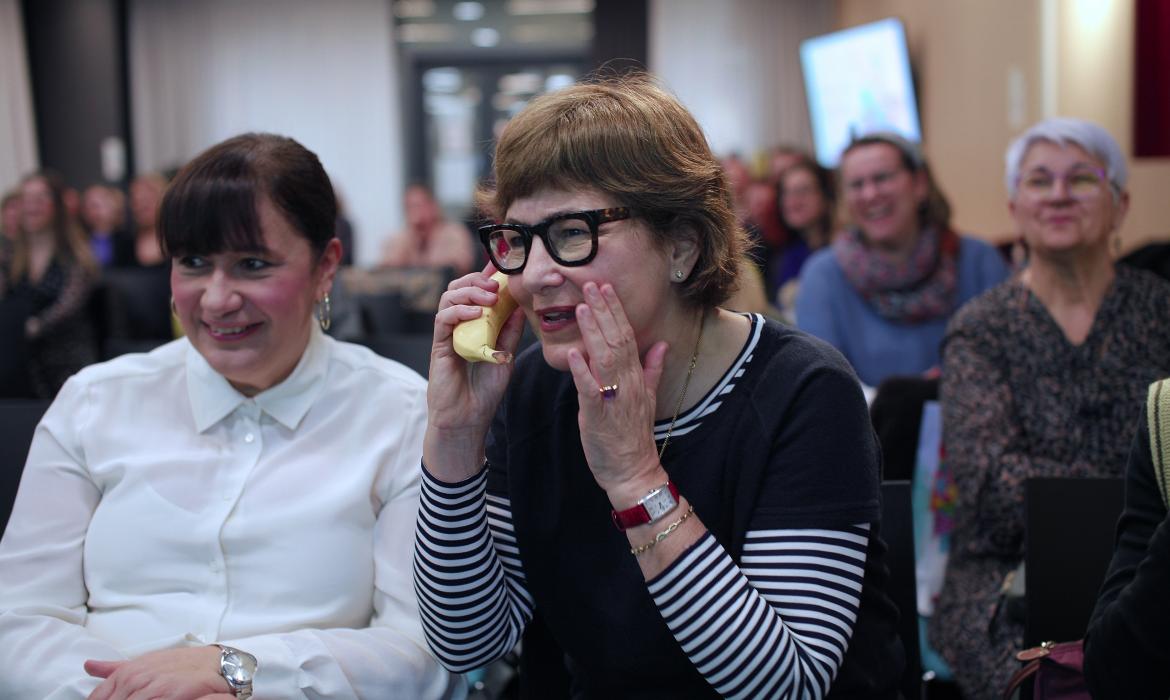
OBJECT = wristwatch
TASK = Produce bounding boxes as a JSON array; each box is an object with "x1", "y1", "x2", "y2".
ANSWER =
[
  {"x1": 216, "y1": 644, "x2": 258, "y2": 699},
  {"x1": 611, "y1": 482, "x2": 680, "y2": 531}
]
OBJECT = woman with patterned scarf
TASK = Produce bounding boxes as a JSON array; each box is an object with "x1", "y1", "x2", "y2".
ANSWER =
[{"x1": 795, "y1": 132, "x2": 1008, "y2": 389}]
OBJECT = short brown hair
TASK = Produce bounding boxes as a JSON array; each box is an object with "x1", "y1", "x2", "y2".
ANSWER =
[
  {"x1": 484, "y1": 74, "x2": 745, "y2": 308},
  {"x1": 160, "y1": 133, "x2": 337, "y2": 259}
]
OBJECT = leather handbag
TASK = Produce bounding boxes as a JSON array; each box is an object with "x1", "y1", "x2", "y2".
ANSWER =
[{"x1": 1001, "y1": 640, "x2": 1089, "y2": 700}]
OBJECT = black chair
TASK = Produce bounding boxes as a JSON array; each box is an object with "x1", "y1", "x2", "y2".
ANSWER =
[
  {"x1": 881, "y1": 479, "x2": 923, "y2": 700},
  {"x1": 98, "y1": 266, "x2": 173, "y2": 348},
  {"x1": 357, "y1": 292, "x2": 410, "y2": 336},
  {"x1": 0, "y1": 399, "x2": 51, "y2": 537},
  {"x1": 359, "y1": 333, "x2": 434, "y2": 379},
  {"x1": 0, "y1": 297, "x2": 35, "y2": 398},
  {"x1": 871, "y1": 377, "x2": 940, "y2": 482},
  {"x1": 1024, "y1": 477, "x2": 1125, "y2": 647}
]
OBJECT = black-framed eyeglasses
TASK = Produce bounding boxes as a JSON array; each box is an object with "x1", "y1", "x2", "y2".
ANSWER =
[{"x1": 477, "y1": 207, "x2": 633, "y2": 274}]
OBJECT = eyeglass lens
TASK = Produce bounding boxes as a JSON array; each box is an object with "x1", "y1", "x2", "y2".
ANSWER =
[
  {"x1": 486, "y1": 215, "x2": 596, "y2": 270},
  {"x1": 1020, "y1": 168, "x2": 1106, "y2": 198}
]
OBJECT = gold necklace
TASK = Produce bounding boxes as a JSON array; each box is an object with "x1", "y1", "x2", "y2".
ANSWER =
[{"x1": 657, "y1": 311, "x2": 706, "y2": 460}]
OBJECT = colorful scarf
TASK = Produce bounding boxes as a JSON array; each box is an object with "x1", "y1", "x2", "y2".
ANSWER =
[{"x1": 833, "y1": 226, "x2": 960, "y2": 323}]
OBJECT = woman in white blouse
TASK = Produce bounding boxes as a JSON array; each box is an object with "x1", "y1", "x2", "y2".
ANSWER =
[{"x1": 0, "y1": 134, "x2": 462, "y2": 700}]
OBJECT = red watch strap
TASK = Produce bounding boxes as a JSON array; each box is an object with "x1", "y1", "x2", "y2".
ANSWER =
[{"x1": 611, "y1": 482, "x2": 680, "y2": 531}]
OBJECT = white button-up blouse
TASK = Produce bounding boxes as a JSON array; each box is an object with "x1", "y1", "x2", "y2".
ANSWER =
[{"x1": 0, "y1": 328, "x2": 463, "y2": 699}]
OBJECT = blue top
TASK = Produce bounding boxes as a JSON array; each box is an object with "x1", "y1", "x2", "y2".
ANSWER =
[{"x1": 795, "y1": 235, "x2": 1009, "y2": 387}]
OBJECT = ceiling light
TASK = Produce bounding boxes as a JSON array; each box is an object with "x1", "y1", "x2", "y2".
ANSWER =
[
  {"x1": 471, "y1": 27, "x2": 500, "y2": 47},
  {"x1": 453, "y1": 2, "x2": 485, "y2": 21}
]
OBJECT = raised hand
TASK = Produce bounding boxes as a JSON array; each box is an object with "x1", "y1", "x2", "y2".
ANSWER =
[
  {"x1": 566, "y1": 282, "x2": 669, "y2": 495},
  {"x1": 424, "y1": 265, "x2": 525, "y2": 481}
]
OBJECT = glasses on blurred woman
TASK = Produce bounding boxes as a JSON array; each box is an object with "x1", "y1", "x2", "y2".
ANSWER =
[
  {"x1": 478, "y1": 207, "x2": 633, "y2": 273},
  {"x1": 1017, "y1": 166, "x2": 1111, "y2": 200}
]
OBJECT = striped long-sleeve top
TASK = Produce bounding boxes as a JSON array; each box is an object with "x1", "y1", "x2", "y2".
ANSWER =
[{"x1": 414, "y1": 314, "x2": 904, "y2": 698}]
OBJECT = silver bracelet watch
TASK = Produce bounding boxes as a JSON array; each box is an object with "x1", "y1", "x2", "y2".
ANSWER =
[{"x1": 216, "y1": 644, "x2": 258, "y2": 700}]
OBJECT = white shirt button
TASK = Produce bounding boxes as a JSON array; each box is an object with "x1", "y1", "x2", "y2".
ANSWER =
[{"x1": 244, "y1": 433, "x2": 255, "y2": 443}]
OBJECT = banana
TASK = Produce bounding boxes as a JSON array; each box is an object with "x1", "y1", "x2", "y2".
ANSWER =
[{"x1": 453, "y1": 271, "x2": 519, "y2": 363}]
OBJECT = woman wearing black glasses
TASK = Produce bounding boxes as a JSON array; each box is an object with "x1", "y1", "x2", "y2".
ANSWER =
[
  {"x1": 929, "y1": 117, "x2": 1170, "y2": 699},
  {"x1": 413, "y1": 74, "x2": 903, "y2": 699}
]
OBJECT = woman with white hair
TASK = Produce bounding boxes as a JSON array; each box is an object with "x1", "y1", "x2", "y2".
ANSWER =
[{"x1": 928, "y1": 117, "x2": 1170, "y2": 699}]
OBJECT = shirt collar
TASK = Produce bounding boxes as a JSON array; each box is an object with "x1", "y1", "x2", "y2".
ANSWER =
[{"x1": 186, "y1": 327, "x2": 332, "y2": 433}]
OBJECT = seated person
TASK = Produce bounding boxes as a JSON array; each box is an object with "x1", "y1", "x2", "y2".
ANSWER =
[
  {"x1": 795, "y1": 132, "x2": 1008, "y2": 388},
  {"x1": 0, "y1": 133, "x2": 462, "y2": 699},
  {"x1": 80, "y1": 184, "x2": 135, "y2": 267},
  {"x1": 129, "y1": 172, "x2": 169, "y2": 267},
  {"x1": 2, "y1": 171, "x2": 99, "y2": 398},
  {"x1": 414, "y1": 74, "x2": 904, "y2": 698},
  {"x1": 1084, "y1": 380, "x2": 1170, "y2": 699},
  {"x1": 378, "y1": 183, "x2": 476, "y2": 275},
  {"x1": 929, "y1": 117, "x2": 1170, "y2": 700}
]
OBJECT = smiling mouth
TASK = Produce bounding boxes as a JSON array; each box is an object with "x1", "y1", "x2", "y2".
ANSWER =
[{"x1": 205, "y1": 322, "x2": 262, "y2": 341}]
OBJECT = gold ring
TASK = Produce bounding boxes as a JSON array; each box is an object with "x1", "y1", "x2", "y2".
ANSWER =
[{"x1": 599, "y1": 383, "x2": 619, "y2": 400}]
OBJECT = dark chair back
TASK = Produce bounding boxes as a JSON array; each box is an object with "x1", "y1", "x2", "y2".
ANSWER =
[
  {"x1": 0, "y1": 399, "x2": 51, "y2": 537},
  {"x1": 871, "y1": 377, "x2": 940, "y2": 481},
  {"x1": 359, "y1": 333, "x2": 433, "y2": 379},
  {"x1": 98, "y1": 266, "x2": 173, "y2": 344},
  {"x1": 1024, "y1": 477, "x2": 1125, "y2": 647},
  {"x1": 881, "y1": 479, "x2": 922, "y2": 700}
]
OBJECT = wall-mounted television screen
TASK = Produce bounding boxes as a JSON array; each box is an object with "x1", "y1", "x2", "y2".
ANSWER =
[{"x1": 800, "y1": 17, "x2": 922, "y2": 167}]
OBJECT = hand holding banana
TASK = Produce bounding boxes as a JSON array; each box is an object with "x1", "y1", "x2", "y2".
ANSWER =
[{"x1": 453, "y1": 271, "x2": 518, "y2": 363}]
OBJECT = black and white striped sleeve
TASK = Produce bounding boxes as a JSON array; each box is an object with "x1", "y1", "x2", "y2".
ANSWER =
[
  {"x1": 413, "y1": 466, "x2": 534, "y2": 672},
  {"x1": 647, "y1": 524, "x2": 870, "y2": 699}
]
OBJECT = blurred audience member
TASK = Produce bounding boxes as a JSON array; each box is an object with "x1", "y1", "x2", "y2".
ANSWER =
[
  {"x1": 766, "y1": 144, "x2": 804, "y2": 184},
  {"x1": 129, "y1": 172, "x2": 168, "y2": 267},
  {"x1": 1, "y1": 171, "x2": 98, "y2": 398},
  {"x1": 80, "y1": 184, "x2": 134, "y2": 267},
  {"x1": 1, "y1": 189, "x2": 20, "y2": 262},
  {"x1": 772, "y1": 155, "x2": 835, "y2": 320},
  {"x1": 1084, "y1": 382, "x2": 1170, "y2": 698},
  {"x1": 1, "y1": 189, "x2": 21, "y2": 241},
  {"x1": 378, "y1": 183, "x2": 475, "y2": 275},
  {"x1": 795, "y1": 132, "x2": 1008, "y2": 387},
  {"x1": 930, "y1": 118, "x2": 1170, "y2": 699}
]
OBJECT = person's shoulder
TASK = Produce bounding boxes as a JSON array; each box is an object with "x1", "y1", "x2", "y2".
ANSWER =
[
  {"x1": 69, "y1": 338, "x2": 188, "y2": 389},
  {"x1": 948, "y1": 274, "x2": 1019, "y2": 335},
  {"x1": 1117, "y1": 264, "x2": 1170, "y2": 299},
  {"x1": 753, "y1": 315, "x2": 860, "y2": 386},
  {"x1": 327, "y1": 337, "x2": 428, "y2": 395},
  {"x1": 799, "y1": 246, "x2": 840, "y2": 279}
]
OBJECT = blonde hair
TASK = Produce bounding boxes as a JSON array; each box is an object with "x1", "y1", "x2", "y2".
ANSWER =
[
  {"x1": 482, "y1": 73, "x2": 746, "y2": 308},
  {"x1": 11, "y1": 171, "x2": 96, "y2": 282}
]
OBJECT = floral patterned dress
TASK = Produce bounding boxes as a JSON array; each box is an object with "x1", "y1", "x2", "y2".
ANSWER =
[{"x1": 928, "y1": 266, "x2": 1170, "y2": 699}]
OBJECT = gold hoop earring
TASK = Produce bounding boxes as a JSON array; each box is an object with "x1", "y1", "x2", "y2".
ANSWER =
[
  {"x1": 170, "y1": 296, "x2": 177, "y2": 316},
  {"x1": 317, "y1": 293, "x2": 332, "y2": 332}
]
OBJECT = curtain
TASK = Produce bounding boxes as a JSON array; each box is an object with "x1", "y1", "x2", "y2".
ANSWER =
[
  {"x1": 648, "y1": 0, "x2": 834, "y2": 159},
  {"x1": 1135, "y1": 0, "x2": 1170, "y2": 157},
  {"x1": 0, "y1": 0, "x2": 38, "y2": 193},
  {"x1": 129, "y1": 0, "x2": 403, "y2": 266}
]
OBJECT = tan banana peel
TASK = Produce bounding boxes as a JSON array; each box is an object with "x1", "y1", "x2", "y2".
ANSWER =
[{"x1": 453, "y1": 271, "x2": 518, "y2": 363}]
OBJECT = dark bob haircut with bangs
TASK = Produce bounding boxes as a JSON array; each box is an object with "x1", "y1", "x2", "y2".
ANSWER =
[
  {"x1": 159, "y1": 133, "x2": 336, "y2": 259},
  {"x1": 481, "y1": 73, "x2": 746, "y2": 309}
]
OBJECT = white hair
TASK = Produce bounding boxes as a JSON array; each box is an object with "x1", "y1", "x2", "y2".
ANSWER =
[{"x1": 1004, "y1": 117, "x2": 1127, "y2": 198}]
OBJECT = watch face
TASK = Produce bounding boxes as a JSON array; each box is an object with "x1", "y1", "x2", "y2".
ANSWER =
[{"x1": 220, "y1": 648, "x2": 256, "y2": 686}]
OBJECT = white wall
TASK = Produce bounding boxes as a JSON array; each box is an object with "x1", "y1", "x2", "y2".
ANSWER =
[
  {"x1": 0, "y1": 0, "x2": 39, "y2": 194},
  {"x1": 129, "y1": 0, "x2": 403, "y2": 266},
  {"x1": 648, "y1": 0, "x2": 835, "y2": 161}
]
